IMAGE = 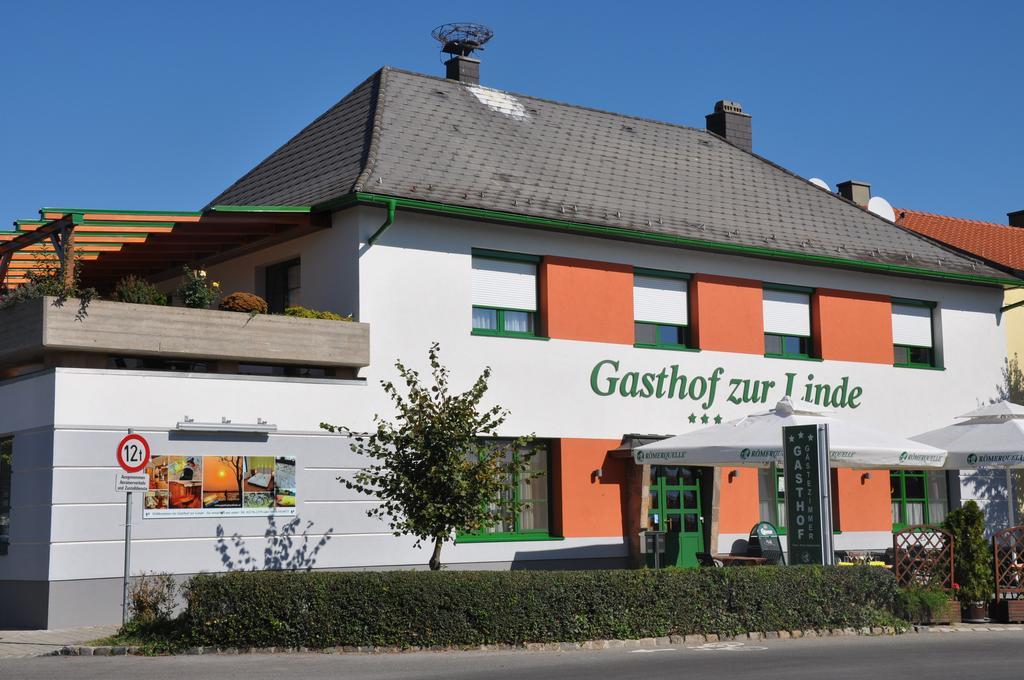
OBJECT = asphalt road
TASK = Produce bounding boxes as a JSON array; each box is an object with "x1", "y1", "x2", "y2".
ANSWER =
[{"x1": 2, "y1": 632, "x2": 1023, "y2": 680}]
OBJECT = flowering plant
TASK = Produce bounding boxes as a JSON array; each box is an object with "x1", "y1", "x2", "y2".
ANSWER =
[{"x1": 175, "y1": 267, "x2": 220, "y2": 309}]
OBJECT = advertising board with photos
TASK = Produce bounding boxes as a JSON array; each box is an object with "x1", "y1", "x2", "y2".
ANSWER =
[{"x1": 143, "y1": 455, "x2": 297, "y2": 518}]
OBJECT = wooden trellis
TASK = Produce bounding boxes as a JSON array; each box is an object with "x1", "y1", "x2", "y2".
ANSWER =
[
  {"x1": 993, "y1": 525, "x2": 1024, "y2": 622},
  {"x1": 893, "y1": 525, "x2": 954, "y2": 589}
]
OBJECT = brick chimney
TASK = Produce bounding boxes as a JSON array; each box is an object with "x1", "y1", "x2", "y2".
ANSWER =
[
  {"x1": 705, "y1": 100, "x2": 752, "y2": 152},
  {"x1": 1009, "y1": 210, "x2": 1024, "y2": 228},
  {"x1": 445, "y1": 55, "x2": 480, "y2": 85},
  {"x1": 837, "y1": 180, "x2": 871, "y2": 207}
]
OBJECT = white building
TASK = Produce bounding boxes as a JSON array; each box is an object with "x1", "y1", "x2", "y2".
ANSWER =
[{"x1": 0, "y1": 61, "x2": 1018, "y2": 628}]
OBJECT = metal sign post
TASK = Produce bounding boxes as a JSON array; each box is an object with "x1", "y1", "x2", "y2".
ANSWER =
[
  {"x1": 122, "y1": 489, "x2": 132, "y2": 625},
  {"x1": 115, "y1": 432, "x2": 150, "y2": 625}
]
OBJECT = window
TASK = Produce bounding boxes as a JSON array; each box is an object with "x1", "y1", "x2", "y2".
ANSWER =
[
  {"x1": 265, "y1": 259, "x2": 301, "y2": 314},
  {"x1": 471, "y1": 251, "x2": 539, "y2": 338},
  {"x1": 461, "y1": 439, "x2": 551, "y2": 540},
  {"x1": 891, "y1": 469, "x2": 949, "y2": 530},
  {"x1": 758, "y1": 465, "x2": 840, "y2": 534},
  {"x1": 763, "y1": 287, "x2": 813, "y2": 358},
  {"x1": 634, "y1": 270, "x2": 691, "y2": 349},
  {"x1": 892, "y1": 300, "x2": 936, "y2": 368},
  {"x1": 0, "y1": 436, "x2": 11, "y2": 555},
  {"x1": 758, "y1": 465, "x2": 787, "y2": 530}
]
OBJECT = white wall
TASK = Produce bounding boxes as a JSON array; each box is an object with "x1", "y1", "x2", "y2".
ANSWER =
[
  {"x1": 354, "y1": 206, "x2": 1006, "y2": 440},
  {"x1": 0, "y1": 372, "x2": 56, "y2": 581}
]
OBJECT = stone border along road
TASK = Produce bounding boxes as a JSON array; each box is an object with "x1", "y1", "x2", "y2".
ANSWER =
[
  {"x1": 45, "y1": 624, "x2": 1024, "y2": 658},
  {"x1": 0, "y1": 626, "x2": 120, "y2": 659}
]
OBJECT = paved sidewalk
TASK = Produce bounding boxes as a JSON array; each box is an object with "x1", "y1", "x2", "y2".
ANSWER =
[{"x1": 0, "y1": 626, "x2": 119, "y2": 659}]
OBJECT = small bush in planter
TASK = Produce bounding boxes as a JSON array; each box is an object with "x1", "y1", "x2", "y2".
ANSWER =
[
  {"x1": 175, "y1": 267, "x2": 220, "y2": 309},
  {"x1": 284, "y1": 305, "x2": 351, "y2": 321},
  {"x1": 943, "y1": 500, "x2": 992, "y2": 607},
  {"x1": 113, "y1": 275, "x2": 167, "y2": 306},
  {"x1": 218, "y1": 292, "x2": 268, "y2": 314},
  {"x1": 899, "y1": 585, "x2": 951, "y2": 623}
]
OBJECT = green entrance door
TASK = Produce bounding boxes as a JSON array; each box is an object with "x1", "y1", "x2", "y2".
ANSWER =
[{"x1": 647, "y1": 465, "x2": 704, "y2": 568}]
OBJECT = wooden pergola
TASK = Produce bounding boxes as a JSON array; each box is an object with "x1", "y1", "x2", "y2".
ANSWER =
[{"x1": 0, "y1": 206, "x2": 330, "y2": 291}]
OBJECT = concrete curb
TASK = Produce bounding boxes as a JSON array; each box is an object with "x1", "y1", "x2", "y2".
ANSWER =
[{"x1": 48, "y1": 624, "x2": 1024, "y2": 657}]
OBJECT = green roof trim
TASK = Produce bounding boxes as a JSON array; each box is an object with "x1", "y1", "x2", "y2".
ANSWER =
[
  {"x1": 40, "y1": 207, "x2": 202, "y2": 217},
  {"x1": 339, "y1": 192, "x2": 1021, "y2": 288},
  {"x1": 209, "y1": 205, "x2": 312, "y2": 213}
]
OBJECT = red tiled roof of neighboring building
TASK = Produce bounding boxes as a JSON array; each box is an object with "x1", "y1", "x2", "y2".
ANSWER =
[{"x1": 896, "y1": 208, "x2": 1024, "y2": 272}]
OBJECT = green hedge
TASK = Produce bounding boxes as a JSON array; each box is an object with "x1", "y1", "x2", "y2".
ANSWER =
[{"x1": 182, "y1": 566, "x2": 900, "y2": 649}]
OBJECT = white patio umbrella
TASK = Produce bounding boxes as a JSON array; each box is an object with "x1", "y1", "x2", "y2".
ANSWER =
[
  {"x1": 912, "y1": 400, "x2": 1024, "y2": 524},
  {"x1": 633, "y1": 397, "x2": 947, "y2": 469}
]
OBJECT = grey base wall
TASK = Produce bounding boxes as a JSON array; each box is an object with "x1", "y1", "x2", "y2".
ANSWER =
[{"x1": 0, "y1": 555, "x2": 629, "y2": 630}]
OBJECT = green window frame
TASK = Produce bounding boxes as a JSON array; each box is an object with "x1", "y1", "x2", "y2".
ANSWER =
[
  {"x1": 763, "y1": 284, "x2": 816, "y2": 360},
  {"x1": 0, "y1": 436, "x2": 11, "y2": 555},
  {"x1": 633, "y1": 268, "x2": 693, "y2": 351},
  {"x1": 471, "y1": 250, "x2": 542, "y2": 339},
  {"x1": 764, "y1": 333, "x2": 812, "y2": 359},
  {"x1": 758, "y1": 465, "x2": 788, "y2": 534},
  {"x1": 457, "y1": 439, "x2": 557, "y2": 543},
  {"x1": 892, "y1": 299, "x2": 938, "y2": 369},
  {"x1": 890, "y1": 469, "x2": 948, "y2": 531}
]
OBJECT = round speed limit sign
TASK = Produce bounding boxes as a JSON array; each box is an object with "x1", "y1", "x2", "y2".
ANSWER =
[{"x1": 116, "y1": 434, "x2": 151, "y2": 473}]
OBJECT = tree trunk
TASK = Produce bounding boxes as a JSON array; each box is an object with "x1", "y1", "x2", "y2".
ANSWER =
[{"x1": 428, "y1": 536, "x2": 444, "y2": 571}]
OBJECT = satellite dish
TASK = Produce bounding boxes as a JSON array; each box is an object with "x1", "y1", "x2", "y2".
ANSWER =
[
  {"x1": 868, "y1": 196, "x2": 896, "y2": 222},
  {"x1": 808, "y1": 177, "x2": 831, "y2": 191}
]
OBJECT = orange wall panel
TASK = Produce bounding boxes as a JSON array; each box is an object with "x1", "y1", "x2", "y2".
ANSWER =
[
  {"x1": 812, "y1": 289, "x2": 893, "y2": 364},
  {"x1": 834, "y1": 468, "x2": 892, "y2": 532},
  {"x1": 691, "y1": 274, "x2": 764, "y2": 354},
  {"x1": 556, "y1": 438, "x2": 627, "y2": 537},
  {"x1": 718, "y1": 466, "x2": 761, "y2": 534},
  {"x1": 540, "y1": 257, "x2": 634, "y2": 344}
]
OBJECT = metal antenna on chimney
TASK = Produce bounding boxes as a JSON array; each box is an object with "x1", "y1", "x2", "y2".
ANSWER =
[{"x1": 432, "y1": 23, "x2": 494, "y2": 60}]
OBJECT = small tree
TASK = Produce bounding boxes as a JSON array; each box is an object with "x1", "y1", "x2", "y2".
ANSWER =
[
  {"x1": 996, "y1": 355, "x2": 1024, "y2": 404},
  {"x1": 943, "y1": 501, "x2": 992, "y2": 605},
  {"x1": 322, "y1": 343, "x2": 536, "y2": 570}
]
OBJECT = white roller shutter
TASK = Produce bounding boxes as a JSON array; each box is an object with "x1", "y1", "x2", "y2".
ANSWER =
[
  {"x1": 634, "y1": 276, "x2": 688, "y2": 325},
  {"x1": 471, "y1": 257, "x2": 537, "y2": 310},
  {"x1": 762, "y1": 289, "x2": 811, "y2": 336},
  {"x1": 892, "y1": 303, "x2": 933, "y2": 347}
]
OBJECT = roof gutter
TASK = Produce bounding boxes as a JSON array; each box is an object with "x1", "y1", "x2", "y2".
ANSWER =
[
  {"x1": 366, "y1": 199, "x2": 397, "y2": 246},
  {"x1": 318, "y1": 192, "x2": 1021, "y2": 287}
]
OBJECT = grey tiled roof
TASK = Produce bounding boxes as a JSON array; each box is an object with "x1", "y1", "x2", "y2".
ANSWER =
[{"x1": 208, "y1": 67, "x2": 1009, "y2": 281}]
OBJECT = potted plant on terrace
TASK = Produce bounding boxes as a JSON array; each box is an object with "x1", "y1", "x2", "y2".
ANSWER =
[{"x1": 943, "y1": 501, "x2": 993, "y2": 621}]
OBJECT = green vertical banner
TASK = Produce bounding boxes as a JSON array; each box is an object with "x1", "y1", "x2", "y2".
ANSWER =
[{"x1": 783, "y1": 424, "x2": 830, "y2": 565}]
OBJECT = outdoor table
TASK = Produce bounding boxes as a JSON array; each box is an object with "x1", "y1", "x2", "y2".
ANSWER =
[{"x1": 713, "y1": 555, "x2": 768, "y2": 566}]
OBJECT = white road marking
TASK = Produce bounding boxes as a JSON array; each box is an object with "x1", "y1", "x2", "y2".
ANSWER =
[
  {"x1": 692, "y1": 642, "x2": 768, "y2": 652},
  {"x1": 629, "y1": 648, "x2": 678, "y2": 653}
]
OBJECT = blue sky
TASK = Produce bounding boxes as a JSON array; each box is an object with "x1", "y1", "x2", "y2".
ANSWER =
[{"x1": 2, "y1": 1, "x2": 1021, "y2": 226}]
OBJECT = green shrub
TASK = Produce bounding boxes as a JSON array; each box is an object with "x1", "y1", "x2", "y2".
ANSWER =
[
  {"x1": 898, "y1": 585, "x2": 950, "y2": 623},
  {"x1": 943, "y1": 500, "x2": 992, "y2": 605},
  {"x1": 175, "y1": 267, "x2": 220, "y2": 309},
  {"x1": 0, "y1": 257, "x2": 97, "y2": 320},
  {"x1": 113, "y1": 275, "x2": 167, "y2": 306},
  {"x1": 128, "y1": 572, "x2": 178, "y2": 625},
  {"x1": 284, "y1": 305, "x2": 351, "y2": 321},
  {"x1": 218, "y1": 292, "x2": 268, "y2": 314},
  {"x1": 181, "y1": 566, "x2": 900, "y2": 649}
]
